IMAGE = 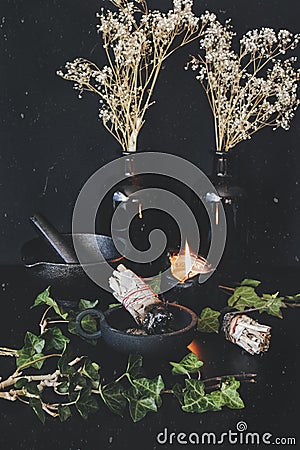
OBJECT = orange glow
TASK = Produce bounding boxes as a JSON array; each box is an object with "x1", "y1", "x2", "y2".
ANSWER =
[
  {"x1": 215, "y1": 202, "x2": 219, "y2": 225},
  {"x1": 187, "y1": 339, "x2": 202, "y2": 360},
  {"x1": 109, "y1": 255, "x2": 125, "y2": 263},
  {"x1": 138, "y1": 202, "x2": 143, "y2": 219}
]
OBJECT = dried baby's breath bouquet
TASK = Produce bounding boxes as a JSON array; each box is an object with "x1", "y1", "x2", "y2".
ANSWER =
[
  {"x1": 58, "y1": 0, "x2": 206, "y2": 153},
  {"x1": 187, "y1": 12, "x2": 300, "y2": 153}
]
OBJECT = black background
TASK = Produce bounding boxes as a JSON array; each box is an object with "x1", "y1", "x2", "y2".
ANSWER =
[
  {"x1": 1, "y1": 2, "x2": 300, "y2": 450},
  {"x1": 1, "y1": 0, "x2": 300, "y2": 267}
]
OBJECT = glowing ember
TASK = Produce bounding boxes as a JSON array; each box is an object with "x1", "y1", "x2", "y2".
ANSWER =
[
  {"x1": 187, "y1": 339, "x2": 202, "y2": 359},
  {"x1": 169, "y1": 240, "x2": 214, "y2": 283},
  {"x1": 138, "y1": 202, "x2": 143, "y2": 219}
]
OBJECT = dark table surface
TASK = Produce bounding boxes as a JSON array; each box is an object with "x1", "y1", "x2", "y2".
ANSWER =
[{"x1": 0, "y1": 264, "x2": 299, "y2": 450}]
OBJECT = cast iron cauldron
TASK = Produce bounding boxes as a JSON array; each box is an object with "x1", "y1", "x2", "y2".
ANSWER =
[
  {"x1": 76, "y1": 303, "x2": 198, "y2": 357},
  {"x1": 21, "y1": 233, "x2": 123, "y2": 306}
]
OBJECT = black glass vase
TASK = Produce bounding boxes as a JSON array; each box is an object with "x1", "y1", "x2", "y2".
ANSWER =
[
  {"x1": 112, "y1": 151, "x2": 145, "y2": 256},
  {"x1": 209, "y1": 151, "x2": 249, "y2": 277},
  {"x1": 111, "y1": 151, "x2": 170, "y2": 278}
]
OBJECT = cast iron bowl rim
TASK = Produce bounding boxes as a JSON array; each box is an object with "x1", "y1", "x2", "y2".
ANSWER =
[
  {"x1": 23, "y1": 259, "x2": 123, "y2": 269},
  {"x1": 21, "y1": 232, "x2": 123, "y2": 268},
  {"x1": 103, "y1": 302, "x2": 198, "y2": 338}
]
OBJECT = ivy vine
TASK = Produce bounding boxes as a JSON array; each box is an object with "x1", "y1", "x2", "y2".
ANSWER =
[{"x1": 0, "y1": 288, "x2": 253, "y2": 423}]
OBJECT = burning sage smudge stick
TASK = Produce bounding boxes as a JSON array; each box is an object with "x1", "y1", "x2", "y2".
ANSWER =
[
  {"x1": 57, "y1": 0, "x2": 209, "y2": 153},
  {"x1": 187, "y1": 12, "x2": 300, "y2": 153},
  {"x1": 109, "y1": 264, "x2": 173, "y2": 334}
]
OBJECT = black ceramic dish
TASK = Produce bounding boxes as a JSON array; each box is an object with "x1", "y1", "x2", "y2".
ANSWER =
[{"x1": 75, "y1": 302, "x2": 198, "y2": 358}]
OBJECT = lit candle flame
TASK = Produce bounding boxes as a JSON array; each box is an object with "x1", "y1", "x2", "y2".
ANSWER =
[
  {"x1": 184, "y1": 240, "x2": 193, "y2": 278},
  {"x1": 138, "y1": 202, "x2": 143, "y2": 219},
  {"x1": 169, "y1": 240, "x2": 214, "y2": 283}
]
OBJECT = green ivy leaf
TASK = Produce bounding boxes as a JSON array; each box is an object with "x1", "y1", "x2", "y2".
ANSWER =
[
  {"x1": 172, "y1": 383, "x2": 184, "y2": 405},
  {"x1": 17, "y1": 332, "x2": 46, "y2": 370},
  {"x1": 58, "y1": 347, "x2": 76, "y2": 376},
  {"x1": 126, "y1": 354, "x2": 143, "y2": 378},
  {"x1": 82, "y1": 360, "x2": 100, "y2": 386},
  {"x1": 197, "y1": 307, "x2": 221, "y2": 333},
  {"x1": 132, "y1": 375, "x2": 164, "y2": 407},
  {"x1": 24, "y1": 331, "x2": 45, "y2": 354},
  {"x1": 240, "y1": 279, "x2": 261, "y2": 288},
  {"x1": 261, "y1": 294, "x2": 285, "y2": 318},
  {"x1": 75, "y1": 387, "x2": 99, "y2": 419},
  {"x1": 44, "y1": 327, "x2": 70, "y2": 351},
  {"x1": 69, "y1": 372, "x2": 88, "y2": 393},
  {"x1": 14, "y1": 378, "x2": 28, "y2": 389},
  {"x1": 14, "y1": 378, "x2": 39, "y2": 395},
  {"x1": 228, "y1": 283, "x2": 285, "y2": 318},
  {"x1": 31, "y1": 287, "x2": 67, "y2": 319},
  {"x1": 123, "y1": 389, "x2": 157, "y2": 422},
  {"x1": 184, "y1": 394, "x2": 222, "y2": 413},
  {"x1": 56, "y1": 380, "x2": 69, "y2": 394},
  {"x1": 182, "y1": 379, "x2": 212, "y2": 413},
  {"x1": 208, "y1": 390, "x2": 226, "y2": 409},
  {"x1": 17, "y1": 352, "x2": 45, "y2": 370},
  {"x1": 99, "y1": 383, "x2": 127, "y2": 417},
  {"x1": 219, "y1": 377, "x2": 244, "y2": 409},
  {"x1": 227, "y1": 286, "x2": 265, "y2": 310},
  {"x1": 29, "y1": 397, "x2": 46, "y2": 424},
  {"x1": 285, "y1": 293, "x2": 300, "y2": 302},
  {"x1": 78, "y1": 299, "x2": 99, "y2": 311},
  {"x1": 66, "y1": 309, "x2": 98, "y2": 346},
  {"x1": 145, "y1": 272, "x2": 162, "y2": 294},
  {"x1": 170, "y1": 353, "x2": 203, "y2": 376},
  {"x1": 58, "y1": 405, "x2": 72, "y2": 422},
  {"x1": 181, "y1": 377, "x2": 244, "y2": 413}
]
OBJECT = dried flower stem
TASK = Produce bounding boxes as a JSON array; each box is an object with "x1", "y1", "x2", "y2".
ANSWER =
[
  {"x1": 188, "y1": 12, "x2": 300, "y2": 152},
  {"x1": 58, "y1": 0, "x2": 207, "y2": 153}
]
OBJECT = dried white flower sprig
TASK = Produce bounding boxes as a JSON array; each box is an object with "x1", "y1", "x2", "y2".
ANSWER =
[
  {"x1": 57, "y1": 0, "x2": 206, "y2": 153},
  {"x1": 187, "y1": 12, "x2": 300, "y2": 153}
]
